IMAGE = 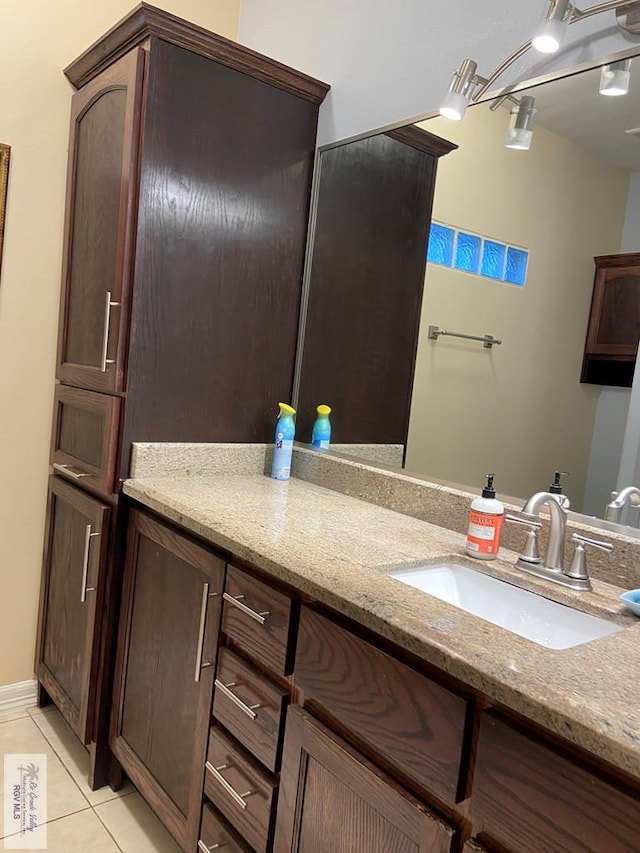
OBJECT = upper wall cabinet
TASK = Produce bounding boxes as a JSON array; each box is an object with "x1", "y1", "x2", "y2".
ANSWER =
[
  {"x1": 582, "y1": 253, "x2": 640, "y2": 387},
  {"x1": 57, "y1": 49, "x2": 143, "y2": 394}
]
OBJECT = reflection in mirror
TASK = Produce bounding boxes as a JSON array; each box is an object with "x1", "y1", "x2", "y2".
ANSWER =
[{"x1": 299, "y1": 54, "x2": 640, "y2": 522}]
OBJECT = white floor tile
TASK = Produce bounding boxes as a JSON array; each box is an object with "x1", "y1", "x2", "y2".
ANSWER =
[
  {"x1": 31, "y1": 708, "x2": 133, "y2": 806},
  {"x1": 3, "y1": 808, "x2": 120, "y2": 852},
  {"x1": 0, "y1": 717, "x2": 89, "y2": 837},
  {"x1": 95, "y1": 791, "x2": 183, "y2": 853}
]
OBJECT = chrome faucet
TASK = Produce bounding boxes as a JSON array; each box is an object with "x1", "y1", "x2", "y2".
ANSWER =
[
  {"x1": 520, "y1": 491, "x2": 568, "y2": 571},
  {"x1": 506, "y1": 492, "x2": 613, "y2": 592},
  {"x1": 604, "y1": 486, "x2": 640, "y2": 524}
]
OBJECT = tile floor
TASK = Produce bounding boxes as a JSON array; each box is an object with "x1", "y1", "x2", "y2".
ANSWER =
[{"x1": 0, "y1": 705, "x2": 182, "y2": 852}]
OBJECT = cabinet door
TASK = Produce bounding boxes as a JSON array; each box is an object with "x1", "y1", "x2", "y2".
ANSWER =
[
  {"x1": 585, "y1": 256, "x2": 640, "y2": 356},
  {"x1": 51, "y1": 385, "x2": 121, "y2": 496},
  {"x1": 111, "y1": 511, "x2": 225, "y2": 852},
  {"x1": 57, "y1": 48, "x2": 144, "y2": 393},
  {"x1": 35, "y1": 477, "x2": 110, "y2": 744},
  {"x1": 274, "y1": 707, "x2": 455, "y2": 853}
]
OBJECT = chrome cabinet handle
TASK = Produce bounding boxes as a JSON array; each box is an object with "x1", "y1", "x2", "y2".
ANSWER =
[
  {"x1": 194, "y1": 584, "x2": 218, "y2": 682},
  {"x1": 198, "y1": 841, "x2": 224, "y2": 852},
  {"x1": 214, "y1": 679, "x2": 261, "y2": 720},
  {"x1": 222, "y1": 592, "x2": 269, "y2": 625},
  {"x1": 80, "y1": 524, "x2": 100, "y2": 603},
  {"x1": 53, "y1": 463, "x2": 89, "y2": 480},
  {"x1": 100, "y1": 291, "x2": 121, "y2": 373},
  {"x1": 205, "y1": 762, "x2": 254, "y2": 810}
]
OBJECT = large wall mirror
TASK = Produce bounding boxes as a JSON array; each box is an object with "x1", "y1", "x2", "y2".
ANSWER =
[{"x1": 296, "y1": 49, "x2": 640, "y2": 524}]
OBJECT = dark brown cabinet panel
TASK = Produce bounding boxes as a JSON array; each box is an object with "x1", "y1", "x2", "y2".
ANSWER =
[
  {"x1": 35, "y1": 477, "x2": 110, "y2": 744},
  {"x1": 205, "y1": 726, "x2": 277, "y2": 853},
  {"x1": 57, "y1": 48, "x2": 144, "y2": 393},
  {"x1": 222, "y1": 565, "x2": 297, "y2": 676},
  {"x1": 295, "y1": 607, "x2": 468, "y2": 804},
  {"x1": 213, "y1": 647, "x2": 289, "y2": 772},
  {"x1": 200, "y1": 801, "x2": 252, "y2": 853},
  {"x1": 582, "y1": 253, "x2": 640, "y2": 386},
  {"x1": 471, "y1": 711, "x2": 640, "y2": 853},
  {"x1": 111, "y1": 511, "x2": 225, "y2": 851},
  {"x1": 274, "y1": 707, "x2": 455, "y2": 853},
  {"x1": 121, "y1": 37, "x2": 318, "y2": 453},
  {"x1": 51, "y1": 385, "x2": 121, "y2": 495},
  {"x1": 296, "y1": 127, "x2": 456, "y2": 446}
]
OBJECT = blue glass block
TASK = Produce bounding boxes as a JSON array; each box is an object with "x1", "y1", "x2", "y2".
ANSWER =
[
  {"x1": 427, "y1": 223, "x2": 455, "y2": 266},
  {"x1": 505, "y1": 247, "x2": 529, "y2": 286},
  {"x1": 481, "y1": 240, "x2": 507, "y2": 280},
  {"x1": 454, "y1": 232, "x2": 482, "y2": 274}
]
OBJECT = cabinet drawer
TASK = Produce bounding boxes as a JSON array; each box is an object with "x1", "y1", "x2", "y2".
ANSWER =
[
  {"x1": 295, "y1": 607, "x2": 468, "y2": 804},
  {"x1": 471, "y1": 712, "x2": 640, "y2": 853},
  {"x1": 222, "y1": 565, "x2": 296, "y2": 676},
  {"x1": 199, "y1": 801, "x2": 251, "y2": 853},
  {"x1": 205, "y1": 727, "x2": 277, "y2": 853},
  {"x1": 213, "y1": 648, "x2": 289, "y2": 772},
  {"x1": 51, "y1": 385, "x2": 120, "y2": 495}
]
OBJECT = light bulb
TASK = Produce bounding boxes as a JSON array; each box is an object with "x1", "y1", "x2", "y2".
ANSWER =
[
  {"x1": 439, "y1": 91, "x2": 468, "y2": 121},
  {"x1": 532, "y1": 0, "x2": 572, "y2": 54},
  {"x1": 600, "y1": 60, "x2": 631, "y2": 96},
  {"x1": 439, "y1": 59, "x2": 477, "y2": 122}
]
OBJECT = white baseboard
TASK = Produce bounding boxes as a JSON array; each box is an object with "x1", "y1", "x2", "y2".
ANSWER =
[{"x1": 0, "y1": 679, "x2": 38, "y2": 713}]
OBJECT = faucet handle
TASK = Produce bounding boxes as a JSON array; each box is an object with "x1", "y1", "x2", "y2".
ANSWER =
[
  {"x1": 505, "y1": 514, "x2": 543, "y2": 564},
  {"x1": 566, "y1": 533, "x2": 614, "y2": 586}
]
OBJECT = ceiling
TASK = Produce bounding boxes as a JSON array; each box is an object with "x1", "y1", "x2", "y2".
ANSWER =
[{"x1": 512, "y1": 54, "x2": 640, "y2": 173}]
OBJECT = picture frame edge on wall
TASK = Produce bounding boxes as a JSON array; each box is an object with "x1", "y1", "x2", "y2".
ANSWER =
[{"x1": 0, "y1": 143, "x2": 11, "y2": 281}]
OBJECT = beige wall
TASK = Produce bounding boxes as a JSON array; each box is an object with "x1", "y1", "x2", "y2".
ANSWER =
[
  {"x1": 406, "y1": 105, "x2": 629, "y2": 509},
  {"x1": 0, "y1": 1, "x2": 241, "y2": 688}
]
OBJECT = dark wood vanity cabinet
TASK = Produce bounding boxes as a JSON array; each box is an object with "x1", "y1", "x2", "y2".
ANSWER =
[
  {"x1": 36, "y1": 3, "x2": 328, "y2": 791},
  {"x1": 582, "y1": 253, "x2": 640, "y2": 386},
  {"x1": 35, "y1": 477, "x2": 110, "y2": 744},
  {"x1": 117, "y1": 506, "x2": 640, "y2": 853},
  {"x1": 111, "y1": 511, "x2": 225, "y2": 852}
]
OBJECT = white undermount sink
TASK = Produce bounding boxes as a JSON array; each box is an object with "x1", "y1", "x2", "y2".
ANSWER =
[{"x1": 388, "y1": 562, "x2": 622, "y2": 650}]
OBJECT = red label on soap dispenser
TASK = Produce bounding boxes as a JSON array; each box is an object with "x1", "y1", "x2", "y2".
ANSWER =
[{"x1": 465, "y1": 510, "x2": 504, "y2": 556}]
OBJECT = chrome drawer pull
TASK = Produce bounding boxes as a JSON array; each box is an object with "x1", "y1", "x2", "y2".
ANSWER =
[
  {"x1": 205, "y1": 761, "x2": 255, "y2": 810},
  {"x1": 194, "y1": 585, "x2": 219, "y2": 682},
  {"x1": 80, "y1": 525, "x2": 100, "y2": 603},
  {"x1": 198, "y1": 841, "x2": 225, "y2": 852},
  {"x1": 214, "y1": 679, "x2": 261, "y2": 720},
  {"x1": 222, "y1": 592, "x2": 270, "y2": 625},
  {"x1": 100, "y1": 290, "x2": 121, "y2": 372},
  {"x1": 53, "y1": 463, "x2": 89, "y2": 480}
]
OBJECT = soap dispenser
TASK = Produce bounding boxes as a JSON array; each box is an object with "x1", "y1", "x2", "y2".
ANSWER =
[
  {"x1": 465, "y1": 474, "x2": 504, "y2": 560},
  {"x1": 549, "y1": 471, "x2": 570, "y2": 509}
]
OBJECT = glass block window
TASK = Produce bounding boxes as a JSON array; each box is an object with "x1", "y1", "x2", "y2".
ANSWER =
[
  {"x1": 505, "y1": 247, "x2": 529, "y2": 286},
  {"x1": 455, "y1": 232, "x2": 482, "y2": 274},
  {"x1": 426, "y1": 223, "x2": 455, "y2": 266},
  {"x1": 427, "y1": 221, "x2": 529, "y2": 287},
  {"x1": 480, "y1": 241, "x2": 507, "y2": 280}
]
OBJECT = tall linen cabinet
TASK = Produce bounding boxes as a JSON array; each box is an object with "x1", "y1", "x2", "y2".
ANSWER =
[{"x1": 35, "y1": 3, "x2": 328, "y2": 791}]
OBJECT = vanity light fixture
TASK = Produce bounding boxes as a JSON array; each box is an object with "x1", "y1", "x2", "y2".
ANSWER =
[
  {"x1": 532, "y1": 0, "x2": 572, "y2": 54},
  {"x1": 599, "y1": 58, "x2": 632, "y2": 95},
  {"x1": 439, "y1": 0, "x2": 640, "y2": 121},
  {"x1": 505, "y1": 96, "x2": 537, "y2": 150}
]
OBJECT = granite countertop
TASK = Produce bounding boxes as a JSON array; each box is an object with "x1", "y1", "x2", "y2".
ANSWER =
[{"x1": 123, "y1": 472, "x2": 640, "y2": 780}]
